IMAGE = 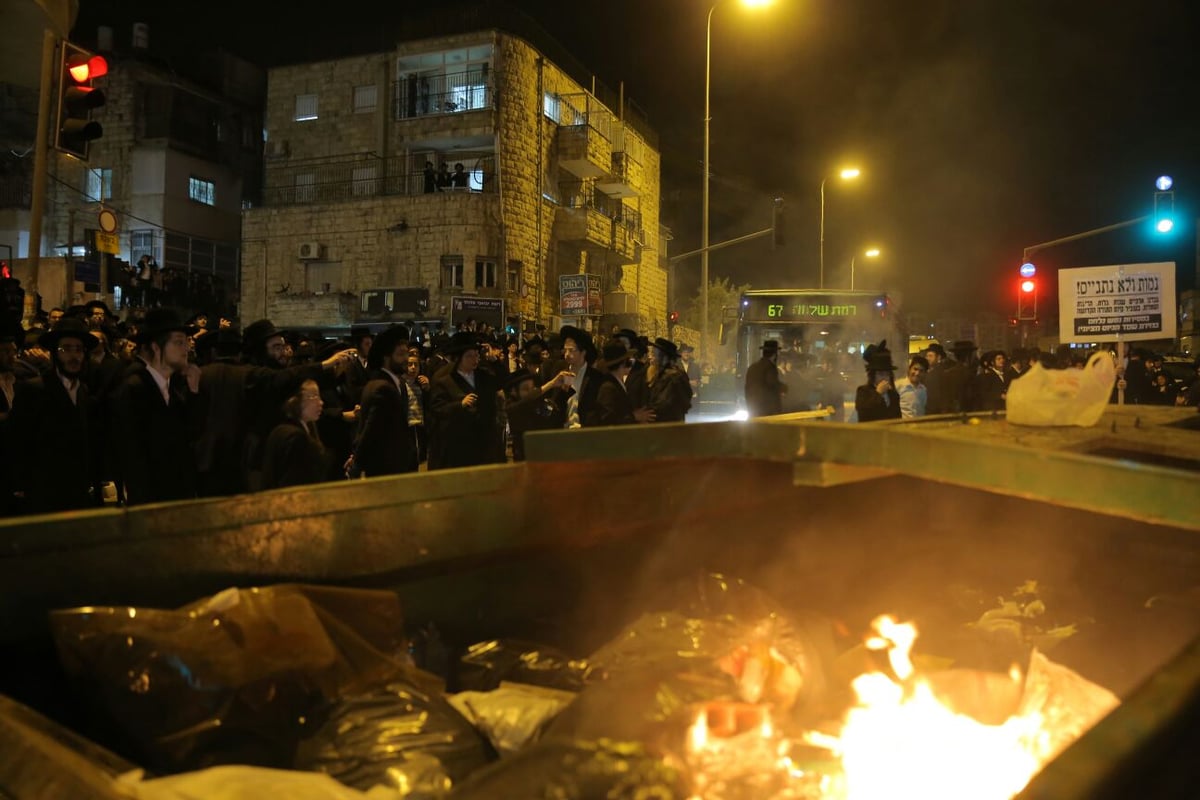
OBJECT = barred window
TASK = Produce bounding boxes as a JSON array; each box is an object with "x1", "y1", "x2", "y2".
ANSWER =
[
  {"x1": 294, "y1": 93, "x2": 318, "y2": 121},
  {"x1": 353, "y1": 84, "x2": 377, "y2": 113},
  {"x1": 188, "y1": 176, "x2": 215, "y2": 205}
]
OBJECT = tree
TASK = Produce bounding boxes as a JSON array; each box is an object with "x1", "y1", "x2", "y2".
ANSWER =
[{"x1": 681, "y1": 277, "x2": 751, "y2": 367}]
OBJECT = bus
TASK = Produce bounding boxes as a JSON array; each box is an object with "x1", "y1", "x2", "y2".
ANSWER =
[{"x1": 728, "y1": 288, "x2": 904, "y2": 380}]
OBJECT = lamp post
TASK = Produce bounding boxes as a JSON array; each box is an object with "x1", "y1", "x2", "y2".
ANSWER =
[
  {"x1": 818, "y1": 167, "x2": 860, "y2": 289},
  {"x1": 849, "y1": 247, "x2": 880, "y2": 291},
  {"x1": 703, "y1": 0, "x2": 772, "y2": 359}
]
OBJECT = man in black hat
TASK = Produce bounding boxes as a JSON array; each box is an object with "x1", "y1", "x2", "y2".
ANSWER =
[
  {"x1": 923, "y1": 342, "x2": 951, "y2": 415},
  {"x1": 679, "y1": 343, "x2": 701, "y2": 403},
  {"x1": 341, "y1": 326, "x2": 374, "y2": 407},
  {"x1": 503, "y1": 367, "x2": 571, "y2": 461},
  {"x1": 941, "y1": 340, "x2": 976, "y2": 413},
  {"x1": 592, "y1": 341, "x2": 641, "y2": 427},
  {"x1": 348, "y1": 325, "x2": 419, "y2": 477},
  {"x1": 973, "y1": 349, "x2": 1011, "y2": 412},
  {"x1": 428, "y1": 331, "x2": 503, "y2": 468},
  {"x1": 6, "y1": 318, "x2": 97, "y2": 513},
  {"x1": 238, "y1": 318, "x2": 357, "y2": 490},
  {"x1": 646, "y1": 338, "x2": 692, "y2": 422},
  {"x1": 745, "y1": 340, "x2": 787, "y2": 417},
  {"x1": 855, "y1": 340, "x2": 901, "y2": 422},
  {"x1": 554, "y1": 325, "x2": 602, "y2": 429},
  {"x1": 110, "y1": 308, "x2": 202, "y2": 505}
]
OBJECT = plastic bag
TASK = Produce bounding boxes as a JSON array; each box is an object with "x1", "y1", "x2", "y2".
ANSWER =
[
  {"x1": 112, "y1": 765, "x2": 402, "y2": 800},
  {"x1": 457, "y1": 639, "x2": 592, "y2": 692},
  {"x1": 51, "y1": 585, "x2": 437, "y2": 774},
  {"x1": 294, "y1": 680, "x2": 494, "y2": 797},
  {"x1": 445, "y1": 738, "x2": 689, "y2": 800},
  {"x1": 1006, "y1": 352, "x2": 1115, "y2": 426},
  {"x1": 447, "y1": 683, "x2": 576, "y2": 755}
]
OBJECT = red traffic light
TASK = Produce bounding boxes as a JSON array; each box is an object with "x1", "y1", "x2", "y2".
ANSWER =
[
  {"x1": 1020, "y1": 279, "x2": 1036, "y2": 294},
  {"x1": 67, "y1": 54, "x2": 107, "y2": 83},
  {"x1": 668, "y1": 310, "x2": 680, "y2": 323},
  {"x1": 0, "y1": 261, "x2": 10, "y2": 279}
]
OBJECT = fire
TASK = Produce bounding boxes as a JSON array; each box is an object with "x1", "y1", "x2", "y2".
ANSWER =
[{"x1": 813, "y1": 615, "x2": 1049, "y2": 800}]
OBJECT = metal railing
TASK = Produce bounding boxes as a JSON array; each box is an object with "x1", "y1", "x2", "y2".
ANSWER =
[
  {"x1": 392, "y1": 69, "x2": 494, "y2": 120},
  {"x1": 263, "y1": 152, "x2": 497, "y2": 206},
  {"x1": 557, "y1": 183, "x2": 644, "y2": 242},
  {"x1": 548, "y1": 92, "x2": 613, "y2": 141}
]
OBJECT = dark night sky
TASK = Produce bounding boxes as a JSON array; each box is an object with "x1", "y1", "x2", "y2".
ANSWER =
[{"x1": 75, "y1": 0, "x2": 1200, "y2": 314}]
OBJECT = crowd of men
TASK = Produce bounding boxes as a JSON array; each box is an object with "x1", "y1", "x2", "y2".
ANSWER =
[
  {"x1": 0, "y1": 302, "x2": 699, "y2": 516},
  {"x1": 743, "y1": 338, "x2": 1200, "y2": 421}
]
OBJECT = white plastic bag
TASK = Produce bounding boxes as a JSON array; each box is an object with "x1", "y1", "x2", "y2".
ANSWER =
[{"x1": 1006, "y1": 352, "x2": 1115, "y2": 427}]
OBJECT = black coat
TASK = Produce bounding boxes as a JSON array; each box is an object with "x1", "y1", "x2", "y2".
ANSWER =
[
  {"x1": 262, "y1": 420, "x2": 330, "y2": 488},
  {"x1": 593, "y1": 372, "x2": 636, "y2": 426},
  {"x1": 244, "y1": 361, "x2": 325, "y2": 478},
  {"x1": 354, "y1": 372, "x2": 418, "y2": 476},
  {"x1": 973, "y1": 369, "x2": 1009, "y2": 412},
  {"x1": 552, "y1": 363, "x2": 604, "y2": 427},
  {"x1": 7, "y1": 370, "x2": 93, "y2": 513},
  {"x1": 504, "y1": 387, "x2": 564, "y2": 461},
  {"x1": 855, "y1": 383, "x2": 902, "y2": 422},
  {"x1": 429, "y1": 369, "x2": 503, "y2": 468},
  {"x1": 647, "y1": 366, "x2": 692, "y2": 422},
  {"x1": 111, "y1": 361, "x2": 198, "y2": 505},
  {"x1": 745, "y1": 356, "x2": 785, "y2": 417}
]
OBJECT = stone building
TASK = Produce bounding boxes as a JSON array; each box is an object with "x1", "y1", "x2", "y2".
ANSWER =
[
  {"x1": 1, "y1": 27, "x2": 263, "y2": 315},
  {"x1": 241, "y1": 29, "x2": 665, "y2": 335}
]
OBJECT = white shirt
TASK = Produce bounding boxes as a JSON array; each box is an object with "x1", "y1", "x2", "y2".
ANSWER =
[
  {"x1": 566, "y1": 362, "x2": 588, "y2": 429},
  {"x1": 382, "y1": 367, "x2": 404, "y2": 392},
  {"x1": 457, "y1": 369, "x2": 476, "y2": 389},
  {"x1": 895, "y1": 378, "x2": 927, "y2": 419},
  {"x1": 58, "y1": 372, "x2": 80, "y2": 406},
  {"x1": 139, "y1": 357, "x2": 172, "y2": 405}
]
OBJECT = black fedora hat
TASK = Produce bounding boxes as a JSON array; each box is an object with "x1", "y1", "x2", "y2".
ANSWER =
[
  {"x1": 601, "y1": 340, "x2": 637, "y2": 369},
  {"x1": 521, "y1": 336, "x2": 547, "y2": 353},
  {"x1": 760, "y1": 340, "x2": 780, "y2": 352},
  {"x1": 863, "y1": 340, "x2": 895, "y2": 372},
  {"x1": 39, "y1": 317, "x2": 97, "y2": 352},
  {"x1": 444, "y1": 330, "x2": 482, "y2": 356},
  {"x1": 349, "y1": 326, "x2": 373, "y2": 343},
  {"x1": 133, "y1": 308, "x2": 187, "y2": 344},
  {"x1": 651, "y1": 337, "x2": 680, "y2": 360},
  {"x1": 559, "y1": 325, "x2": 595, "y2": 360},
  {"x1": 504, "y1": 367, "x2": 538, "y2": 393},
  {"x1": 951, "y1": 340, "x2": 976, "y2": 355},
  {"x1": 242, "y1": 319, "x2": 281, "y2": 353},
  {"x1": 367, "y1": 324, "x2": 410, "y2": 369}
]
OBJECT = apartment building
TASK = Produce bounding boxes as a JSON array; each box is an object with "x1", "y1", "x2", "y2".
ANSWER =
[{"x1": 241, "y1": 28, "x2": 665, "y2": 334}]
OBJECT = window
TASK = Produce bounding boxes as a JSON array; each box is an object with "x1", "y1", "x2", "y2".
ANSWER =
[
  {"x1": 131, "y1": 230, "x2": 155, "y2": 263},
  {"x1": 353, "y1": 84, "x2": 377, "y2": 113},
  {"x1": 441, "y1": 255, "x2": 464, "y2": 288},
  {"x1": 543, "y1": 92, "x2": 559, "y2": 120},
  {"x1": 294, "y1": 93, "x2": 318, "y2": 121},
  {"x1": 188, "y1": 176, "x2": 215, "y2": 205},
  {"x1": 85, "y1": 167, "x2": 112, "y2": 201},
  {"x1": 294, "y1": 173, "x2": 315, "y2": 203},
  {"x1": 475, "y1": 258, "x2": 497, "y2": 289},
  {"x1": 506, "y1": 260, "x2": 522, "y2": 293},
  {"x1": 352, "y1": 166, "x2": 378, "y2": 197}
]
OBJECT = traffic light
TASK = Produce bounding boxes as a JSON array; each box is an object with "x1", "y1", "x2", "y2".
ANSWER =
[
  {"x1": 1017, "y1": 277, "x2": 1037, "y2": 321},
  {"x1": 57, "y1": 41, "x2": 107, "y2": 159},
  {"x1": 668, "y1": 310, "x2": 680, "y2": 323},
  {"x1": 772, "y1": 197, "x2": 784, "y2": 248},
  {"x1": 1154, "y1": 190, "x2": 1175, "y2": 234}
]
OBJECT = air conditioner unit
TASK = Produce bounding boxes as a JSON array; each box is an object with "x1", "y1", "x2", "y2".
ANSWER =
[{"x1": 298, "y1": 241, "x2": 323, "y2": 260}]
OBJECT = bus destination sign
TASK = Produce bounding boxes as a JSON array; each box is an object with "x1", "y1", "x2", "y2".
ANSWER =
[{"x1": 742, "y1": 293, "x2": 881, "y2": 322}]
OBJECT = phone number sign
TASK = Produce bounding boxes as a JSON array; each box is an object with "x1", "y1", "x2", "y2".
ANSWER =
[{"x1": 1058, "y1": 262, "x2": 1176, "y2": 343}]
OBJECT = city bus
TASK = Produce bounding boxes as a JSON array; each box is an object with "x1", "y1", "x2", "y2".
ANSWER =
[{"x1": 728, "y1": 288, "x2": 904, "y2": 380}]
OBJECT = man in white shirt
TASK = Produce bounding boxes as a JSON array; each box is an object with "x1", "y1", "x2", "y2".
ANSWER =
[{"x1": 894, "y1": 357, "x2": 928, "y2": 419}]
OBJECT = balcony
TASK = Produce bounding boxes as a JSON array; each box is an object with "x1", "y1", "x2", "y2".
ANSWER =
[
  {"x1": 392, "y1": 69, "x2": 493, "y2": 120},
  {"x1": 554, "y1": 186, "x2": 643, "y2": 265},
  {"x1": 549, "y1": 93, "x2": 613, "y2": 179},
  {"x1": 262, "y1": 151, "x2": 496, "y2": 206},
  {"x1": 595, "y1": 151, "x2": 640, "y2": 198}
]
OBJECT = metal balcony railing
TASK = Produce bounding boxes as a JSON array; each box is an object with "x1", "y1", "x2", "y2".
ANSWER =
[
  {"x1": 391, "y1": 69, "x2": 494, "y2": 120},
  {"x1": 263, "y1": 152, "x2": 497, "y2": 206},
  {"x1": 557, "y1": 184, "x2": 644, "y2": 245},
  {"x1": 547, "y1": 92, "x2": 613, "y2": 141}
]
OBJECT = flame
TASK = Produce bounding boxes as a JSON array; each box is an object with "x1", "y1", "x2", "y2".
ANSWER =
[{"x1": 814, "y1": 615, "x2": 1049, "y2": 800}]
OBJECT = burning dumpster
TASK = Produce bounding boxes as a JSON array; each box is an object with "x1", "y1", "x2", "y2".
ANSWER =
[{"x1": 1, "y1": 406, "x2": 1198, "y2": 798}]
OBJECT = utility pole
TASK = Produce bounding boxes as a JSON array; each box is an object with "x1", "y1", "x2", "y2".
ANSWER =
[{"x1": 27, "y1": 30, "x2": 58, "y2": 311}]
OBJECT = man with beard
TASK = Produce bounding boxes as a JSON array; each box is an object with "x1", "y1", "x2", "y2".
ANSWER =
[
  {"x1": 428, "y1": 331, "x2": 503, "y2": 468},
  {"x1": 111, "y1": 309, "x2": 202, "y2": 505},
  {"x1": 8, "y1": 318, "x2": 97, "y2": 512},
  {"x1": 592, "y1": 341, "x2": 641, "y2": 426},
  {"x1": 347, "y1": 325, "x2": 419, "y2": 477},
  {"x1": 240, "y1": 318, "x2": 356, "y2": 490},
  {"x1": 744, "y1": 340, "x2": 787, "y2": 417},
  {"x1": 503, "y1": 367, "x2": 571, "y2": 460},
  {"x1": 553, "y1": 325, "x2": 603, "y2": 429}
]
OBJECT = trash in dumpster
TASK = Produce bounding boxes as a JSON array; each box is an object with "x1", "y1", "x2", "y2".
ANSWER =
[
  {"x1": 51, "y1": 585, "x2": 439, "y2": 774},
  {"x1": 447, "y1": 682, "x2": 577, "y2": 755},
  {"x1": 456, "y1": 639, "x2": 593, "y2": 692},
  {"x1": 113, "y1": 765, "x2": 403, "y2": 800},
  {"x1": 293, "y1": 679, "x2": 494, "y2": 796},
  {"x1": 444, "y1": 738, "x2": 689, "y2": 800}
]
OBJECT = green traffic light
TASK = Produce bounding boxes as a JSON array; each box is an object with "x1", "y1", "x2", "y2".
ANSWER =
[{"x1": 1156, "y1": 219, "x2": 1174, "y2": 234}]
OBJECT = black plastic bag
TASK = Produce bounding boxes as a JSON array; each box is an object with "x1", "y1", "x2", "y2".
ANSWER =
[{"x1": 457, "y1": 639, "x2": 592, "y2": 692}]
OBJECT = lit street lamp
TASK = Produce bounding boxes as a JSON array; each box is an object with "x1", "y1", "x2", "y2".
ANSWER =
[
  {"x1": 850, "y1": 246, "x2": 881, "y2": 290},
  {"x1": 703, "y1": 0, "x2": 773, "y2": 360},
  {"x1": 819, "y1": 167, "x2": 860, "y2": 289}
]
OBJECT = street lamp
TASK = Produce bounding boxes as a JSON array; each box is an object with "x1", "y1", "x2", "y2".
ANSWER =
[
  {"x1": 850, "y1": 246, "x2": 880, "y2": 290},
  {"x1": 819, "y1": 167, "x2": 861, "y2": 289},
  {"x1": 703, "y1": 0, "x2": 773, "y2": 360}
]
